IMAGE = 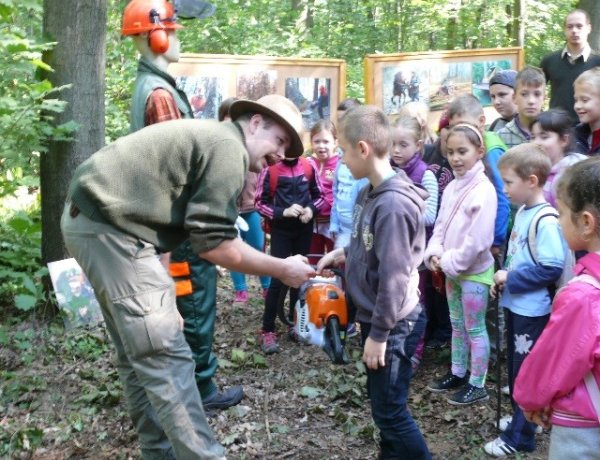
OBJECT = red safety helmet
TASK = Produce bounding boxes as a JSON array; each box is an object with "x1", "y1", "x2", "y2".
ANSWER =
[{"x1": 122, "y1": 0, "x2": 183, "y2": 53}]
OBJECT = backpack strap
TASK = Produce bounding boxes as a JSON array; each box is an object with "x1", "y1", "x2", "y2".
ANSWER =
[
  {"x1": 584, "y1": 372, "x2": 600, "y2": 423},
  {"x1": 526, "y1": 204, "x2": 558, "y2": 265},
  {"x1": 568, "y1": 273, "x2": 600, "y2": 290}
]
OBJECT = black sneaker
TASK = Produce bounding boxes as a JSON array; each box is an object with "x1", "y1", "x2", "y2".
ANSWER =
[
  {"x1": 425, "y1": 338, "x2": 449, "y2": 349},
  {"x1": 447, "y1": 383, "x2": 489, "y2": 406},
  {"x1": 202, "y1": 385, "x2": 244, "y2": 411},
  {"x1": 427, "y1": 371, "x2": 469, "y2": 393}
]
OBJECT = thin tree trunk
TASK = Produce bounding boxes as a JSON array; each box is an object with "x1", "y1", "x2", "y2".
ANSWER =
[
  {"x1": 514, "y1": 0, "x2": 525, "y2": 47},
  {"x1": 41, "y1": 0, "x2": 107, "y2": 264}
]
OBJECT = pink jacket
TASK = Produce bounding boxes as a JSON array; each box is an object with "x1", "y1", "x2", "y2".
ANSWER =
[
  {"x1": 308, "y1": 154, "x2": 338, "y2": 219},
  {"x1": 514, "y1": 252, "x2": 600, "y2": 428},
  {"x1": 424, "y1": 161, "x2": 496, "y2": 278}
]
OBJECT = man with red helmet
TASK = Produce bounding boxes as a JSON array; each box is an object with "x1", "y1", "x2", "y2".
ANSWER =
[{"x1": 121, "y1": 0, "x2": 244, "y2": 419}]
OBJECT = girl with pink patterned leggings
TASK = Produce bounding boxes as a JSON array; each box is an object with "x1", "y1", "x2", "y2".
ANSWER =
[
  {"x1": 423, "y1": 124, "x2": 496, "y2": 406},
  {"x1": 446, "y1": 279, "x2": 490, "y2": 388}
]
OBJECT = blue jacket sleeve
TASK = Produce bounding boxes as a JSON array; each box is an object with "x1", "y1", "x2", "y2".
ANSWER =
[
  {"x1": 487, "y1": 146, "x2": 510, "y2": 247},
  {"x1": 506, "y1": 264, "x2": 563, "y2": 294}
]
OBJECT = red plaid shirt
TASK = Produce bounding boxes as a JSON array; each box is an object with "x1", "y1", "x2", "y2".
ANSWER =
[{"x1": 145, "y1": 88, "x2": 182, "y2": 125}]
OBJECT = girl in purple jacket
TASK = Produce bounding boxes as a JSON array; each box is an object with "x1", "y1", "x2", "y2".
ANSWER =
[
  {"x1": 424, "y1": 123, "x2": 497, "y2": 406},
  {"x1": 514, "y1": 158, "x2": 600, "y2": 459}
]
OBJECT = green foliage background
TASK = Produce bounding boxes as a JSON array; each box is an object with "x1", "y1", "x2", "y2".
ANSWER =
[{"x1": 0, "y1": 0, "x2": 579, "y2": 314}]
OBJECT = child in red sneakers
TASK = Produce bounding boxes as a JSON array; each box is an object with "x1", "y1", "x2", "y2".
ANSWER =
[
  {"x1": 230, "y1": 171, "x2": 271, "y2": 303},
  {"x1": 255, "y1": 155, "x2": 326, "y2": 353}
]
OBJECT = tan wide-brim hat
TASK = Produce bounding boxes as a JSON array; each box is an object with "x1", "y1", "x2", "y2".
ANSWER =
[{"x1": 229, "y1": 94, "x2": 304, "y2": 158}]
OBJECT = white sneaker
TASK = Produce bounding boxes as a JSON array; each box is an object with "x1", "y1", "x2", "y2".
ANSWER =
[
  {"x1": 501, "y1": 385, "x2": 510, "y2": 396},
  {"x1": 497, "y1": 415, "x2": 543, "y2": 434},
  {"x1": 484, "y1": 437, "x2": 517, "y2": 457}
]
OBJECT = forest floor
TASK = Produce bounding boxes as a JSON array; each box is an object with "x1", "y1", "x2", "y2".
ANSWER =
[{"x1": 1, "y1": 275, "x2": 550, "y2": 460}]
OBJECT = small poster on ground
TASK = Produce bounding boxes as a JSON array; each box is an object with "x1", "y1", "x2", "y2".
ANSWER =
[{"x1": 47, "y1": 258, "x2": 103, "y2": 330}]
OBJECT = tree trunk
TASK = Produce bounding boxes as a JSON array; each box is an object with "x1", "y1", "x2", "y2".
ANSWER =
[
  {"x1": 446, "y1": 1, "x2": 461, "y2": 49},
  {"x1": 578, "y1": 0, "x2": 600, "y2": 51},
  {"x1": 513, "y1": 0, "x2": 525, "y2": 47},
  {"x1": 41, "y1": 0, "x2": 107, "y2": 264}
]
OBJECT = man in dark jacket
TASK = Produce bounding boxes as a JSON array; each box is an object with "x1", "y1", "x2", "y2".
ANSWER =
[{"x1": 540, "y1": 9, "x2": 600, "y2": 122}]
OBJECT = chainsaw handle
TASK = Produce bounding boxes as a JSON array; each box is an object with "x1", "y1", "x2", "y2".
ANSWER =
[{"x1": 304, "y1": 253, "x2": 344, "y2": 279}]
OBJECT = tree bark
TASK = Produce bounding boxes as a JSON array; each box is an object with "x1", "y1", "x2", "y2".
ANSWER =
[
  {"x1": 41, "y1": 0, "x2": 107, "y2": 264},
  {"x1": 578, "y1": 0, "x2": 600, "y2": 51},
  {"x1": 513, "y1": 0, "x2": 525, "y2": 47}
]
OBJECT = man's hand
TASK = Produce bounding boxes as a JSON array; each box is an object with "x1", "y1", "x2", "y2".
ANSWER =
[
  {"x1": 280, "y1": 254, "x2": 316, "y2": 288},
  {"x1": 363, "y1": 337, "x2": 386, "y2": 369},
  {"x1": 283, "y1": 204, "x2": 305, "y2": 218},
  {"x1": 430, "y1": 255, "x2": 441, "y2": 272},
  {"x1": 299, "y1": 206, "x2": 313, "y2": 224}
]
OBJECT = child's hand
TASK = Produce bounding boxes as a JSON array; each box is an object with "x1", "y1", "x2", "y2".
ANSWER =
[
  {"x1": 523, "y1": 407, "x2": 552, "y2": 430},
  {"x1": 316, "y1": 248, "x2": 345, "y2": 275},
  {"x1": 490, "y1": 283, "x2": 503, "y2": 299},
  {"x1": 363, "y1": 337, "x2": 386, "y2": 369},
  {"x1": 430, "y1": 256, "x2": 441, "y2": 272},
  {"x1": 283, "y1": 204, "x2": 304, "y2": 218},
  {"x1": 494, "y1": 270, "x2": 508, "y2": 286},
  {"x1": 299, "y1": 206, "x2": 313, "y2": 223}
]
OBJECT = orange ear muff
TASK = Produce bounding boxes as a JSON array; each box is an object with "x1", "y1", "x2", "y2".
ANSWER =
[{"x1": 148, "y1": 28, "x2": 169, "y2": 54}]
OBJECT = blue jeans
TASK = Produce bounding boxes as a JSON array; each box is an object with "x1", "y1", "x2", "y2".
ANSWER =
[
  {"x1": 360, "y1": 306, "x2": 431, "y2": 460},
  {"x1": 230, "y1": 211, "x2": 270, "y2": 291}
]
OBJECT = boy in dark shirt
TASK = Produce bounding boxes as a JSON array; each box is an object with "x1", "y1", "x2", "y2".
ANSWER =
[{"x1": 317, "y1": 105, "x2": 431, "y2": 459}]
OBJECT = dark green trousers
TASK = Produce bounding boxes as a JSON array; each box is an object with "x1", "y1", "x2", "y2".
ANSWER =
[{"x1": 171, "y1": 239, "x2": 218, "y2": 399}]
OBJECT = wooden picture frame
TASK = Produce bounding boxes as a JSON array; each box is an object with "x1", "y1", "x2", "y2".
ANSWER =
[
  {"x1": 364, "y1": 47, "x2": 524, "y2": 125},
  {"x1": 169, "y1": 53, "x2": 346, "y2": 146}
]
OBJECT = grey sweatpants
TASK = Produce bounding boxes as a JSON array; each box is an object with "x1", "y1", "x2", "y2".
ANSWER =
[{"x1": 61, "y1": 205, "x2": 225, "y2": 460}]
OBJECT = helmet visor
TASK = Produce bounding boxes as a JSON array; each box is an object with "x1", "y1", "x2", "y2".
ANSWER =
[{"x1": 175, "y1": 0, "x2": 216, "y2": 19}]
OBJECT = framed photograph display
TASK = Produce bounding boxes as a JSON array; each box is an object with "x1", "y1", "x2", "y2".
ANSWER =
[
  {"x1": 364, "y1": 47, "x2": 524, "y2": 125},
  {"x1": 170, "y1": 54, "x2": 346, "y2": 146}
]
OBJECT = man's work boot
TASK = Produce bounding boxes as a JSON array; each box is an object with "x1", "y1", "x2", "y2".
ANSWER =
[{"x1": 202, "y1": 385, "x2": 244, "y2": 411}]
